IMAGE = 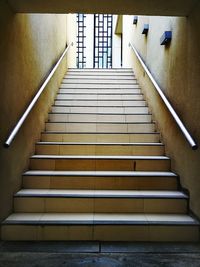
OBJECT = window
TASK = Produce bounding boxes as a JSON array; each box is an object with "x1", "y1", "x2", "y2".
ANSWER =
[
  {"x1": 76, "y1": 14, "x2": 86, "y2": 68},
  {"x1": 93, "y1": 14, "x2": 113, "y2": 68}
]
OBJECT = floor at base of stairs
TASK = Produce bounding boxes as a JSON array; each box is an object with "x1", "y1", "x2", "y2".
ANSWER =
[{"x1": 0, "y1": 242, "x2": 200, "y2": 267}]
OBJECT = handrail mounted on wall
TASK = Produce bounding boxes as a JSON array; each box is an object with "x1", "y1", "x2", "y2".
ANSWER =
[
  {"x1": 129, "y1": 42, "x2": 197, "y2": 150},
  {"x1": 4, "y1": 42, "x2": 73, "y2": 148}
]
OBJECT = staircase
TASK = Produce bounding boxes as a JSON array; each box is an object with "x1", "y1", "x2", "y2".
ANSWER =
[{"x1": 2, "y1": 68, "x2": 199, "y2": 241}]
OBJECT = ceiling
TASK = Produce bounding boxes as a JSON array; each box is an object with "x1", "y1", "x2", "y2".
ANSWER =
[{"x1": 8, "y1": 0, "x2": 199, "y2": 16}]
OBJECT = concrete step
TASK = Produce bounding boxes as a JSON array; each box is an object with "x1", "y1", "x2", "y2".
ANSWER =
[
  {"x1": 59, "y1": 88, "x2": 142, "y2": 93},
  {"x1": 54, "y1": 100, "x2": 147, "y2": 108},
  {"x1": 60, "y1": 84, "x2": 141, "y2": 89},
  {"x1": 50, "y1": 106, "x2": 148, "y2": 113},
  {"x1": 62, "y1": 78, "x2": 138, "y2": 85},
  {"x1": 54, "y1": 100, "x2": 148, "y2": 108},
  {"x1": 13, "y1": 189, "x2": 188, "y2": 213},
  {"x1": 48, "y1": 113, "x2": 152, "y2": 123},
  {"x1": 2, "y1": 213, "x2": 198, "y2": 241},
  {"x1": 29, "y1": 155, "x2": 170, "y2": 171},
  {"x1": 66, "y1": 71, "x2": 134, "y2": 75},
  {"x1": 51, "y1": 106, "x2": 150, "y2": 114},
  {"x1": 63, "y1": 75, "x2": 136, "y2": 80},
  {"x1": 40, "y1": 132, "x2": 161, "y2": 143},
  {"x1": 45, "y1": 122, "x2": 156, "y2": 133},
  {"x1": 22, "y1": 170, "x2": 178, "y2": 190},
  {"x1": 65, "y1": 70, "x2": 135, "y2": 76},
  {"x1": 35, "y1": 142, "x2": 164, "y2": 156},
  {"x1": 55, "y1": 98, "x2": 147, "y2": 107},
  {"x1": 67, "y1": 68, "x2": 133, "y2": 72},
  {"x1": 67, "y1": 68, "x2": 133, "y2": 74},
  {"x1": 56, "y1": 93, "x2": 144, "y2": 100}
]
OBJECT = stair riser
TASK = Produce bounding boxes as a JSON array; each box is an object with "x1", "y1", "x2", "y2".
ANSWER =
[
  {"x1": 55, "y1": 100, "x2": 146, "y2": 107},
  {"x1": 48, "y1": 114, "x2": 152, "y2": 123},
  {"x1": 64, "y1": 75, "x2": 136, "y2": 79},
  {"x1": 13, "y1": 197, "x2": 187, "y2": 213},
  {"x1": 62, "y1": 79, "x2": 138, "y2": 84},
  {"x1": 66, "y1": 73, "x2": 136, "y2": 76},
  {"x1": 66, "y1": 71, "x2": 133, "y2": 74},
  {"x1": 35, "y1": 144, "x2": 164, "y2": 156},
  {"x1": 63, "y1": 78, "x2": 137, "y2": 82},
  {"x1": 59, "y1": 90, "x2": 141, "y2": 95},
  {"x1": 67, "y1": 69, "x2": 133, "y2": 73},
  {"x1": 2, "y1": 225, "x2": 198, "y2": 241},
  {"x1": 51, "y1": 107, "x2": 149, "y2": 114},
  {"x1": 57, "y1": 94, "x2": 143, "y2": 100},
  {"x1": 41, "y1": 133, "x2": 161, "y2": 143},
  {"x1": 57, "y1": 97, "x2": 145, "y2": 102},
  {"x1": 45, "y1": 123, "x2": 155, "y2": 133},
  {"x1": 65, "y1": 73, "x2": 134, "y2": 76},
  {"x1": 23, "y1": 176, "x2": 177, "y2": 190},
  {"x1": 30, "y1": 158, "x2": 170, "y2": 171},
  {"x1": 60, "y1": 84, "x2": 140, "y2": 89}
]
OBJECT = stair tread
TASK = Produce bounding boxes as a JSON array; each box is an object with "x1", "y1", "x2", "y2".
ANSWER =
[
  {"x1": 49, "y1": 113, "x2": 152, "y2": 116},
  {"x1": 46, "y1": 121, "x2": 153, "y2": 124},
  {"x1": 62, "y1": 80, "x2": 137, "y2": 82},
  {"x1": 68, "y1": 68, "x2": 133, "y2": 70},
  {"x1": 63, "y1": 79, "x2": 137, "y2": 81},
  {"x1": 65, "y1": 74, "x2": 135, "y2": 75},
  {"x1": 59, "y1": 89, "x2": 141, "y2": 91},
  {"x1": 31, "y1": 155, "x2": 169, "y2": 160},
  {"x1": 36, "y1": 142, "x2": 163, "y2": 146},
  {"x1": 23, "y1": 170, "x2": 177, "y2": 177},
  {"x1": 56, "y1": 97, "x2": 145, "y2": 99},
  {"x1": 49, "y1": 112, "x2": 151, "y2": 115},
  {"x1": 67, "y1": 71, "x2": 134, "y2": 72},
  {"x1": 14, "y1": 189, "x2": 187, "y2": 198},
  {"x1": 57, "y1": 93, "x2": 142, "y2": 95},
  {"x1": 41, "y1": 131, "x2": 160, "y2": 134},
  {"x1": 65, "y1": 74, "x2": 135, "y2": 76},
  {"x1": 53, "y1": 105, "x2": 147, "y2": 107},
  {"x1": 3, "y1": 213, "x2": 198, "y2": 225}
]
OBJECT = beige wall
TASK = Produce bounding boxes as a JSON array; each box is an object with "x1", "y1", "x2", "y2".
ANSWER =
[
  {"x1": 123, "y1": 10, "x2": 200, "y2": 217},
  {"x1": 0, "y1": 1, "x2": 67, "y2": 225},
  {"x1": 66, "y1": 14, "x2": 77, "y2": 68}
]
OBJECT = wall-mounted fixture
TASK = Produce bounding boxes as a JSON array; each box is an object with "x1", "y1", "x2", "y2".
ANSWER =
[
  {"x1": 142, "y1": 24, "x2": 149, "y2": 35},
  {"x1": 160, "y1": 31, "x2": 172, "y2": 45},
  {"x1": 133, "y1": 16, "x2": 138, "y2": 25}
]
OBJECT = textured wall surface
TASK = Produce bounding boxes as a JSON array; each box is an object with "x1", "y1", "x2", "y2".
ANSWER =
[
  {"x1": 0, "y1": 1, "x2": 67, "y2": 225},
  {"x1": 123, "y1": 11, "x2": 200, "y2": 217}
]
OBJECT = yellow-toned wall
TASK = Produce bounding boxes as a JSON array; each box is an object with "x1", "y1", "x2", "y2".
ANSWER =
[
  {"x1": 123, "y1": 11, "x2": 200, "y2": 217},
  {"x1": 0, "y1": 1, "x2": 67, "y2": 224},
  {"x1": 66, "y1": 14, "x2": 77, "y2": 68}
]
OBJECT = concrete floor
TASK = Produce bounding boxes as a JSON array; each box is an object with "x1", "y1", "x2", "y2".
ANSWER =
[{"x1": 0, "y1": 242, "x2": 200, "y2": 267}]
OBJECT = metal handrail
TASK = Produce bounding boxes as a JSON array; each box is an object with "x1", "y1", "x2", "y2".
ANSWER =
[
  {"x1": 4, "y1": 42, "x2": 73, "y2": 147},
  {"x1": 129, "y1": 42, "x2": 198, "y2": 150}
]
